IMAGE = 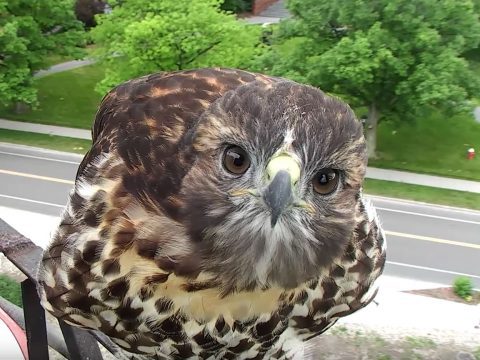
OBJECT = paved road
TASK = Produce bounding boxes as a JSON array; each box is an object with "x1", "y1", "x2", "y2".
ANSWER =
[
  {"x1": 1, "y1": 143, "x2": 479, "y2": 288},
  {"x1": 5, "y1": 118, "x2": 480, "y2": 193}
]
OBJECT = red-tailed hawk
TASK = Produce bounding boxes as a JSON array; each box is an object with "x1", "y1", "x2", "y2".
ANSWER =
[{"x1": 38, "y1": 68, "x2": 386, "y2": 359}]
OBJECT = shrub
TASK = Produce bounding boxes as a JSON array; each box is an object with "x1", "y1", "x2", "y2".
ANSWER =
[{"x1": 453, "y1": 276, "x2": 473, "y2": 300}]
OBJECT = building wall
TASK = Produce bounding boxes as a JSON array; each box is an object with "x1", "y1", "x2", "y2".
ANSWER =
[{"x1": 252, "y1": 0, "x2": 278, "y2": 15}]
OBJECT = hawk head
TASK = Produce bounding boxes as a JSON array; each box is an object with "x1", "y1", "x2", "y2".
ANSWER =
[{"x1": 180, "y1": 80, "x2": 367, "y2": 292}]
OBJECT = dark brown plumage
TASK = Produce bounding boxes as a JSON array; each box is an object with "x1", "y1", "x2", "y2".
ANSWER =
[{"x1": 38, "y1": 68, "x2": 386, "y2": 359}]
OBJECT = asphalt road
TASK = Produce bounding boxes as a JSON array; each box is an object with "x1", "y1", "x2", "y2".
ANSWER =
[{"x1": 1, "y1": 143, "x2": 479, "y2": 288}]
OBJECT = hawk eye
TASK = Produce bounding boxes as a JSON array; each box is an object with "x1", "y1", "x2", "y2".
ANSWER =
[
  {"x1": 313, "y1": 169, "x2": 339, "y2": 195},
  {"x1": 223, "y1": 146, "x2": 251, "y2": 175}
]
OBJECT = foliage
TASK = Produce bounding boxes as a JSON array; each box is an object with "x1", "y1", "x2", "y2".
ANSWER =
[
  {"x1": 0, "y1": 0, "x2": 85, "y2": 106},
  {"x1": 91, "y1": 0, "x2": 262, "y2": 94},
  {"x1": 405, "y1": 336, "x2": 436, "y2": 349},
  {"x1": 0, "y1": 275, "x2": 22, "y2": 307},
  {"x1": 221, "y1": 0, "x2": 252, "y2": 13},
  {"x1": 474, "y1": 346, "x2": 480, "y2": 360},
  {"x1": 255, "y1": 0, "x2": 480, "y2": 156},
  {"x1": 453, "y1": 276, "x2": 473, "y2": 300},
  {"x1": 75, "y1": 0, "x2": 106, "y2": 28}
]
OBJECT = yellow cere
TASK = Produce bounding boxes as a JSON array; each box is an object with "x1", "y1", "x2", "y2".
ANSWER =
[{"x1": 266, "y1": 154, "x2": 301, "y2": 185}]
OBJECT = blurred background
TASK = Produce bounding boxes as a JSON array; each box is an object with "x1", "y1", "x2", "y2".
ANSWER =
[{"x1": 0, "y1": 1, "x2": 479, "y2": 358}]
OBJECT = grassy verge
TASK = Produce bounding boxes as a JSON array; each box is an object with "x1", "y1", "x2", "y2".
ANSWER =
[
  {"x1": 0, "y1": 275, "x2": 22, "y2": 307},
  {"x1": 364, "y1": 179, "x2": 480, "y2": 211},
  {"x1": 371, "y1": 111, "x2": 480, "y2": 181},
  {"x1": 0, "y1": 64, "x2": 104, "y2": 129},
  {"x1": 0, "y1": 129, "x2": 90, "y2": 154},
  {"x1": 474, "y1": 347, "x2": 480, "y2": 360}
]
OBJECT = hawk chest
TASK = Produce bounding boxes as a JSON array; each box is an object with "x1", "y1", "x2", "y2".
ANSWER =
[
  {"x1": 86, "y1": 250, "x2": 290, "y2": 356},
  {"x1": 59, "y1": 247, "x2": 371, "y2": 359}
]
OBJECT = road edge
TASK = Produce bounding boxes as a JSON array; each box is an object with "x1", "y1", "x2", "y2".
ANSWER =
[
  {"x1": 0, "y1": 142, "x2": 85, "y2": 161},
  {"x1": 2, "y1": 141, "x2": 480, "y2": 215}
]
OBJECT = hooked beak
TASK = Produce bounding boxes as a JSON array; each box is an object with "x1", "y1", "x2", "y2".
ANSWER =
[{"x1": 263, "y1": 153, "x2": 300, "y2": 227}]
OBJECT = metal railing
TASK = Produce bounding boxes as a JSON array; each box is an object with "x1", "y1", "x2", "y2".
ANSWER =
[{"x1": 0, "y1": 218, "x2": 133, "y2": 360}]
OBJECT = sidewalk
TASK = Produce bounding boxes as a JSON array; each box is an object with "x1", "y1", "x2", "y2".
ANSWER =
[
  {"x1": 34, "y1": 59, "x2": 96, "y2": 78},
  {"x1": 0, "y1": 118, "x2": 91, "y2": 140},
  {"x1": 2, "y1": 118, "x2": 480, "y2": 194},
  {"x1": 366, "y1": 167, "x2": 480, "y2": 193}
]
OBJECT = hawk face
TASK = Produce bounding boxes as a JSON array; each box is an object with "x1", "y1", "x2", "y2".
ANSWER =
[{"x1": 181, "y1": 81, "x2": 367, "y2": 292}]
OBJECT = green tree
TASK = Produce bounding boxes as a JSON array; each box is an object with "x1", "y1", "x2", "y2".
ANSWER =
[
  {"x1": 0, "y1": 0, "x2": 85, "y2": 107},
  {"x1": 91, "y1": 0, "x2": 262, "y2": 94},
  {"x1": 256, "y1": 0, "x2": 480, "y2": 158}
]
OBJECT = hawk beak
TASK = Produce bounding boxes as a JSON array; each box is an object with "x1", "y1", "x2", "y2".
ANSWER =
[{"x1": 263, "y1": 154, "x2": 300, "y2": 227}]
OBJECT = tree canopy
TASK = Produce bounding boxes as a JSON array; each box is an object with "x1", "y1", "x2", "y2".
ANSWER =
[
  {"x1": 0, "y1": 0, "x2": 85, "y2": 107},
  {"x1": 256, "y1": 0, "x2": 480, "y2": 157},
  {"x1": 91, "y1": 0, "x2": 262, "y2": 94}
]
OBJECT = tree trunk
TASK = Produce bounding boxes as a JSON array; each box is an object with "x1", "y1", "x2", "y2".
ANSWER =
[
  {"x1": 14, "y1": 101, "x2": 30, "y2": 114},
  {"x1": 365, "y1": 102, "x2": 379, "y2": 159}
]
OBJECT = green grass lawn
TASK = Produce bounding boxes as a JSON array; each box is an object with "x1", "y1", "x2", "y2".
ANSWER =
[
  {"x1": 364, "y1": 179, "x2": 480, "y2": 211},
  {"x1": 0, "y1": 129, "x2": 91, "y2": 154},
  {"x1": 370, "y1": 112, "x2": 480, "y2": 181},
  {"x1": 0, "y1": 275, "x2": 22, "y2": 308},
  {"x1": 0, "y1": 63, "x2": 105, "y2": 129}
]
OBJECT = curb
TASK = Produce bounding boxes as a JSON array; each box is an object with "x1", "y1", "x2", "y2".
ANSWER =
[
  {"x1": 0, "y1": 142, "x2": 84, "y2": 161},
  {"x1": 0, "y1": 119, "x2": 91, "y2": 140},
  {"x1": 366, "y1": 194, "x2": 480, "y2": 215}
]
